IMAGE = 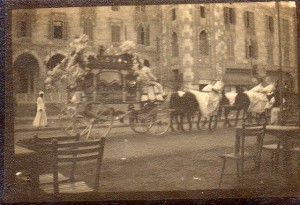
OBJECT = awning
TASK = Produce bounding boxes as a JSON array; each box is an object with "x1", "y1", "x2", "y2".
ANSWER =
[{"x1": 223, "y1": 72, "x2": 253, "y2": 86}]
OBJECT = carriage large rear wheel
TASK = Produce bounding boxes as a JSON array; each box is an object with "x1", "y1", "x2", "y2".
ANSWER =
[
  {"x1": 129, "y1": 110, "x2": 153, "y2": 134},
  {"x1": 148, "y1": 108, "x2": 171, "y2": 136}
]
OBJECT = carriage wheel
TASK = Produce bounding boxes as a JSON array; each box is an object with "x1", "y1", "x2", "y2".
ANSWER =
[
  {"x1": 148, "y1": 109, "x2": 171, "y2": 136},
  {"x1": 86, "y1": 108, "x2": 114, "y2": 140},
  {"x1": 208, "y1": 115, "x2": 218, "y2": 131},
  {"x1": 129, "y1": 110, "x2": 153, "y2": 134},
  {"x1": 58, "y1": 104, "x2": 80, "y2": 136}
]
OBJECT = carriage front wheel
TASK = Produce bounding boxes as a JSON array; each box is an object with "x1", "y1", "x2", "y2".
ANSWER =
[
  {"x1": 148, "y1": 108, "x2": 172, "y2": 136},
  {"x1": 129, "y1": 110, "x2": 153, "y2": 134}
]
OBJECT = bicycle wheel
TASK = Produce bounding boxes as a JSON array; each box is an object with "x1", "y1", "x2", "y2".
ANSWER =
[
  {"x1": 86, "y1": 108, "x2": 114, "y2": 140},
  {"x1": 148, "y1": 108, "x2": 171, "y2": 136},
  {"x1": 130, "y1": 110, "x2": 153, "y2": 134}
]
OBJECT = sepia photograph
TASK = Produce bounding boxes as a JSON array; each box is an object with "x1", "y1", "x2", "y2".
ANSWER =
[{"x1": 3, "y1": 0, "x2": 299, "y2": 203}]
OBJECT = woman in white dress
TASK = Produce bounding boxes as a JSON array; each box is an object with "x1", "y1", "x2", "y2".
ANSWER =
[{"x1": 33, "y1": 91, "x2": 48, "y2": 128}]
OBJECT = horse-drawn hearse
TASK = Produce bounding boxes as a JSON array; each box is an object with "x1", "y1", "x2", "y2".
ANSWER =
[{"x1": 58, "y1": 53, "x2": 172, "y2": 140}]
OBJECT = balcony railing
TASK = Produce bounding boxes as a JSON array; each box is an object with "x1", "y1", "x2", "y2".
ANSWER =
[{"x1": 16, "y1": 92, "x2": 68, "y2": 103}]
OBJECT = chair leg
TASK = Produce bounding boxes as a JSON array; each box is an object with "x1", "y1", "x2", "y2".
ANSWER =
[
  {"x1": 219, "y1": 158, "x2": 226, "y2": 188},
  {"x1": 274, "y1": 151, "x2": 280, "y2": 172}
]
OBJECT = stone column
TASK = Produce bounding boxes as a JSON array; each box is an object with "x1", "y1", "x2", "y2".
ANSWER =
[{"x1": 181, "y1": 5, "x2": 195, "y2": 90}]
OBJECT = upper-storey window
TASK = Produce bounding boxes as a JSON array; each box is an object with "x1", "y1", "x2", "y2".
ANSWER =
[
  {"x1": 199, "y1": 31, "x2": 209, "y2": 56},
  {"x1": 53, "y1": 21, "x2": 63, "y2": 39},
  {"x1": 83, "y1": 17, "x2": 94, "y2": 40},
  {"x1": 224, "y1": 7, "x2": 236, "y2": 25},
  {"x1": 137, "y1": 24, "x2": 150, "y2": 46},
  {"x1": 200, "y1": 6, "x2": 206, "y2": 18},
  {"x1": 48, "y1": 12, "x2": 68, "y2": 40},
  {"x1": 171, "y1": 32, "x2": 179, "y2": 57},
  {"x1": 16, "y1": 12, "x2": 32, "y2": 38},
  {"x1": 171, "y1": 8, "x2": 176, "y2": 21},
  {"x1": 244, "y1": 11, "x2": 255, "y2": 30},
  {"x1": 136, "y1": 5, "x2": 146, "y2": 12},
  {"x1": 282, "y1": 19, "x2": 290, "y2": 66},
  {"x1": 265, "y1": 15, "x2": 274, "y2": 33},
  {"x1": 111, "y1": 25, "x2": 121, "y2": 43},
  {"x1": 227, "y1": 36, "x2": 234, "y2": 58},
  {"x1": 245, "y1": 38, "x2": 257, "y2": 59},
  {"x1": 111, "y1": 6, "x2": 120, "y2": 11}
]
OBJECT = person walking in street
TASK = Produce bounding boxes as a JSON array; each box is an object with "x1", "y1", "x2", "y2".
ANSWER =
[{"x1": 33, "y1": 91, "x2": 48, "y2": 128}]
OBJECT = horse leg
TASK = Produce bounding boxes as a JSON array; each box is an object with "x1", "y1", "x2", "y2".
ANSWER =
[
  {"x1": 224, "y1": 108, "x2": 232, "y2": 127},
  {"x1": 197, "y1": 111, "x2": 202, "y2": 130},
  {"x1": 175, "y1": 113, "x2": 181, "y2": 131},
  {"x1": 170, "y1": 112, "x2": 175, "y2": 132},
  {"x1": 187, "y1": 113, "x2": 192, "y2": 132},
  {"x1": 180, "y1": 114, "x2": 185, "y2": 132}
]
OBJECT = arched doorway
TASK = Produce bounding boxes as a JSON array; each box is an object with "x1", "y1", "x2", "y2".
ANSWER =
[
  {"x1": 13, "y1": 53, "x2": 39, "y2": 93},
  {"x1": 47, "y1": 54, "x2": 65, "y2": 70}
]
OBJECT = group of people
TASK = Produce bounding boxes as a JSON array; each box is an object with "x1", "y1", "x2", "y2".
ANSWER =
[
  {"x1": 244, "y1": 76, "x2": 284, "y2": 125},
  {"x1": 31, "y1": 65, "x2": 286, "y2": 128}
]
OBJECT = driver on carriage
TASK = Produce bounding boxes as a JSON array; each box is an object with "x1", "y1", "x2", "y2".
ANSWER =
[{"x1": 135, "y1": 59, "x2": 167, "y2": 104}]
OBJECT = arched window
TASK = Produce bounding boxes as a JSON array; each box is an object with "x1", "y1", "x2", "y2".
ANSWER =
[
  {"x1": 145, "y1": 25, "x2": 150, "y2": 46},
  {"x1": 137, "y1": 24, "x2": 145, "y2": 45},
  {"x1": 199, "y1": 31, "x2": 209, "y2": 56},
  {"x1": 171, "y1": 32, "x2": 179, "y2": 57},
  {"x1": 227, "y1": 36, "x2": 234, "y2": 57},
  {"x1": 83, "y1": 17, "x2": 93, "y2": 40}
]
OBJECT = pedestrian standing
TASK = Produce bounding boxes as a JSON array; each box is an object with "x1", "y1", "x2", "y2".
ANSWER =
[{"x1": 33, "y1": 91, "x2": 48, "y2": 128}]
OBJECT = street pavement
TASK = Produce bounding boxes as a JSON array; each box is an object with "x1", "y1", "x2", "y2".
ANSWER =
[{"x1": 12, "y1": 116, "x2": 300, "y2": 198}]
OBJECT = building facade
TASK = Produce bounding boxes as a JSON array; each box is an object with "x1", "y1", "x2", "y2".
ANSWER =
[
  {"x1": 160, "y1": 2, "x2": 297, "y2": 92},
  {"x1": 12, "y1": 5, "x2": 162, "y2": 102},
  {"x1": 11, "y1": 3, "x2": 297, "y2": 103}
]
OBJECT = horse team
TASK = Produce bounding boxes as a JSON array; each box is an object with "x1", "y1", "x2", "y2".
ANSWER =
[{"x1": 169, "y1": 79, "x2": 279, "y2": 132}]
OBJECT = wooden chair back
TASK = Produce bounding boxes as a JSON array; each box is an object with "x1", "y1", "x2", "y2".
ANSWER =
[
  {"x1": 33, "y1": 134, "x2": 81, "y2": 153},
  {"x1": 238, "y1": 123, "x2": 266, "y2": 167},
  {"x1": 50, "y1": 137, "x2": 106, "y2": 194}
]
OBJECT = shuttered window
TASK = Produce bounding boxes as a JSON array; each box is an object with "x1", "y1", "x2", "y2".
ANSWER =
[
  {"x1": 224, "y1": 7, "x2": 235, "y2": 25},
  {"x1": 53, "y1": 21, "x2": 63, "y2": 39},
  {"x1": 199, "y1": 31, "x2": 209, "y2": 56},
  {"x1": 137, "y1": 24, "x2": 150, "y2": 46},
  {"x1": 244, "y1": 11, "x2": 255, "y2": 30},
  {"x1": 16, "y1": 12, "x2": 32, "y2": 38},
  {"x1": 171, "y1": 32, "x2": 179, "y2": 57},
  {"x1": 48, "y1": 13, "x2": 68, "y2": 40},
  {"x1": 111, "y1": 25, "x2": 121, "y2": 43},
  {"x1": 227, "y1": 36, "x2": 234, "y2": 57},
  {"x1": 83, "y1": 18, "x2": 93, "y2": 40},
  {"x1": 282, "y1": 19, "x2": 290, "y2": 66},
  {"x1": 137, "y1": 24, "x2": 145, "y2": 45},
  {"x1": 267, "y1": 43, "x2": 273, "y2": 64},
  {"x1": 171, "y1": 8, "x2": 176, "y2": 21},
  {"x1": 245, "y1": 38, "x2": 258, "y2": 59},
  {"x1": 145, "y1": 25, "x2": 150, "y2": 46},
  {"x1": 200, "y1": 6, "x2": 205, "y2": 18}
]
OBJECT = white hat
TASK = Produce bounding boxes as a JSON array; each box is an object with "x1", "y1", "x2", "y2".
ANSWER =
[{"x1": 39, "y1": 91, "x2": 44, "y2": 95}]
